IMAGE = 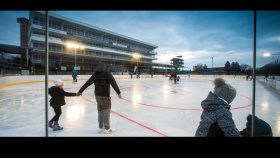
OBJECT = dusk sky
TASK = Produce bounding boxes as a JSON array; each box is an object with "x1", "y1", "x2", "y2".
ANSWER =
[{"x1": 0, "y1": 10, "x2": 280, "y2": 70}]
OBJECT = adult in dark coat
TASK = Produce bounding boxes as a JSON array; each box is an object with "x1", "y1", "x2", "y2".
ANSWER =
[
  {"x1": 77, "y1": 62, "x2": 122, "y2": 134},
  {"x1": 48, "y1": 79, "x2": 77, "y2": 131}
]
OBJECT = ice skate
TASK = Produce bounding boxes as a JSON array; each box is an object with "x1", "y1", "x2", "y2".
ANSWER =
[
  {"x1": 48, "y1": 121, "x2": 54, "y2": 128},
  {"x1": 53, "y1": 121, "x2": 63, "y2": 131}
]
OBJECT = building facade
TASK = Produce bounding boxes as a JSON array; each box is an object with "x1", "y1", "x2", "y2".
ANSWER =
[{"x1": 25, "y1": 11, "x2": 174, "y2": 75}]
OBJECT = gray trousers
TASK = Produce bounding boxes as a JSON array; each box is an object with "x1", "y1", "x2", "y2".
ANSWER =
[{"x1": 95, "y1": 96, "x2": 112, "y2": 130}]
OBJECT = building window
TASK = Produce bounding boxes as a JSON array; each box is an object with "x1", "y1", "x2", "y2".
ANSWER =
[{"x1": 33, "y1": 16, "x2": 45, "y2": 26}]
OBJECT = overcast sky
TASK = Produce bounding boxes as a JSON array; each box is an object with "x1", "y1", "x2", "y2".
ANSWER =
[{"x1": 1, "y1": 10, "x2": 280, "y2": 70}]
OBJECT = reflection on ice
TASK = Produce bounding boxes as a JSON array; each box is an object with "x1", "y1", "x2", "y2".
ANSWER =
[
  {"x1": 65, "y1": 104, "x2": 85, "y2": 120},
  {"x1": 20, "y1": 96, "x2": 24, "y2": 105},
  {"x1": 261, "y1": 102, "x2": 269, "y2": 113}
]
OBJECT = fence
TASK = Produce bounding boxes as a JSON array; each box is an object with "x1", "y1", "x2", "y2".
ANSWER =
[{"x1": 257, "y1": 76, "x2": 280, "y2": 94}]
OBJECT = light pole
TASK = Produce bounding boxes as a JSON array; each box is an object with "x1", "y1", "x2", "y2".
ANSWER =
[
  {"x1": 133, "y1": 54, "x2": 141, "y2": 78},
  {"x1": 212, "y1": 56, "x2": 213, "y2": 69},
  {"x1": 165, "y1": 61, "x2": 167, "y2": 76},
  {"x1": 67, "y1": 43, "x2": 84, "y2": 71}
]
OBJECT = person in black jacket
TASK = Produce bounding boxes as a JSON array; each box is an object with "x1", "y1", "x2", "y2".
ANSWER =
[
  {"x1": 77, "y1": 62, "x2": 122, "y2": 134},
  {"x1": 48, "y1": 79, "x2": 77, "y2": 131}
]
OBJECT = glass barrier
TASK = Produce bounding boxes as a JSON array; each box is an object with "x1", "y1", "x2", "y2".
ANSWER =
[{"x1": 0, "y1": 10, "x2": 279, "y2": 137}]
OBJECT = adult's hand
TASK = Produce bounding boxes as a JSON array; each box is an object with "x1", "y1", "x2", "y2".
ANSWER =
[{"x1": 117, "y1": 93, "x2": 122, "y2": 99}]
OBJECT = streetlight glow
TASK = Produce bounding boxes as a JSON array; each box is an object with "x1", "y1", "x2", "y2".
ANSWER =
[
  {"x1": 263, "y1": 52, "x2": 280, "y2": 57},
  {"x1": 74, "y1": 44, "x2": 79, "y2": 48},
  {"x1": 133, "y1": 53, "x2": 141, "y2": 78},
  {"x1": 263, "y1": 53, "x2": 271, "y2": 57},
  {"x1": 67, "y1": 43, "x2": 84, "y2": 49},
  {"x1": 67, "y1": 43, "x2": 74, "y2": 48},
  {"x1": 133, "y1": 54, "x2": 140, "y2": 58},
  {"x1": 66, "y1": 42, "x2": 85, "y2": 71}
]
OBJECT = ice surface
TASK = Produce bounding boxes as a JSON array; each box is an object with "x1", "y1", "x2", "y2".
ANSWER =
[{"x1": 0, "y1": 76, "x2": 279, "y2": 137}]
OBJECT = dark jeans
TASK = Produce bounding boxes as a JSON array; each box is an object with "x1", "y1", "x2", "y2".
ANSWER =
[
  {"x1": 50, "y1": 106, "x2": 62, "y2": 122},
  {"x1": 95, "y1": 96, "x2": 112, "y2": 130}
]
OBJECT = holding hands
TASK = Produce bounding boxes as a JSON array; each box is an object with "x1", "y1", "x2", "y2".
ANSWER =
[{"x1": 76, "y1": 92, "x2": 82, "y2": 96}]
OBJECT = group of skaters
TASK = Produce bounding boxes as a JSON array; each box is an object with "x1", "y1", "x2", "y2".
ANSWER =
[
  {"x1": 48, "y1": 62, "x2": 273, "y2": 137},
  {"x1": 168, "y1": 72, "x2": 180, "y2": 84}
]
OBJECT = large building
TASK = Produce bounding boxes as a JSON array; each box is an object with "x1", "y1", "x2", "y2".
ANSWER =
[{"x1": 21, "y1": 11, "x2": 175, "y2": 75}]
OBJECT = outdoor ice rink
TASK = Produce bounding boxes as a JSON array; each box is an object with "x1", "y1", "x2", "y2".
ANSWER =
[{"x1": 0, "y1": 75, "x2": 279, "y2": 137}]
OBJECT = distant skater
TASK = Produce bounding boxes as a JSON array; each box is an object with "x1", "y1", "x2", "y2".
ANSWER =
[
  {"x1": 176, "y1": 76, "x2": 180, "y2": 82},
  {"x1": 264, "y1": 72, "x2": 269, "y2": 81},
  {"x1": 173, "y1": 72, "x2": 177, "y2": 84},
  {"x1": 72, "y1": 70, "x2": 78, "y2": 82},
  {"x1": 246, "y1": 73, "x2": 250, "y2": 81},
  {"x1": 169, "y1": 72, "x2": 174, "y2": 80}
]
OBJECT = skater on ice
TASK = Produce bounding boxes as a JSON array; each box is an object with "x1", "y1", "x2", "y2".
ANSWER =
[
  {"x1": 48, "y1": 79, "x2": 78, "y2": 131},
  {"x1": 72, "y1": 70, "x2": 78, "y2": 82},
  {"x1": 77, "y1": 62, "x2": 122, "y2": 134},
  {"x1": 176, "y1": 75, "x2": 180, "y2": 83},
  {"x1": 173, "y1": 72, "x2": 177, "y2": 84}
]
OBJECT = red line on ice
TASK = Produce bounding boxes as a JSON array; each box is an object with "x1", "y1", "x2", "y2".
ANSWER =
[
  {"x1": 120, "y1": 94, "x2": 252, "y2": 111},
  {"x1": 80, "y1": 96, "x2": 168, "y2": 137},
  {"x1": 121, "y1": 98, "x2": 203, "y2": 111}
]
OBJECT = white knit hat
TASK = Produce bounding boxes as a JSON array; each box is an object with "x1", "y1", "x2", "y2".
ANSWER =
[
  {"x1": 213, "y1": 78, "x2": 236, "y2": 103},
  {"x1": 53, "y1": 79, "x2": 63, "y2": 86}
]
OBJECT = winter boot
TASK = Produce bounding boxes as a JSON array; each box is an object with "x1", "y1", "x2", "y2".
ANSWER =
[
  {"x1": 98, "y1": 127, "x2": 105, "y2": 133},
  {"x1": 49, "y1": 121, "x2": 54, "y2": 128},
  {"x1": 104, "y1": 128, "x2": 116, "y2": 134},
  {"x1": 53, "y1": 121, "x2": 63, "y2": 131}
]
